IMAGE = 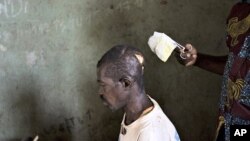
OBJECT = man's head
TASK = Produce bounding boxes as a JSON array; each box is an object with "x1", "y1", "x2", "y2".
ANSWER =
[{"x1": 97, "y1": 45, "x2": 145, "y2": 111}]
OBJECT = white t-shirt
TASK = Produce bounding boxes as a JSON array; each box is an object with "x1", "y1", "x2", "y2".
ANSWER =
[{"x1": 119, "y1": 96, "x2": 180, "y2": 141}]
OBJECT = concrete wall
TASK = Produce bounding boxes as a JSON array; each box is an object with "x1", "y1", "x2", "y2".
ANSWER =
[{"x1": 0, "y1": 0, "x2": 237, "y2": 141}]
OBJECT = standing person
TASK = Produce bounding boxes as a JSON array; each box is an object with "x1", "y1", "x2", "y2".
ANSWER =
[
  {"x1": 97, "y1": 45, "x2": 180, "y2": 141},
  {"x1": 176, "y1": 1, "x2": 250, "y2": 141}
]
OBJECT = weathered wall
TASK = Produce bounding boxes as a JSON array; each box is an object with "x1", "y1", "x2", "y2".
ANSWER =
[{"x1": 0, "y1": 0, "x2": 237, "y2": 141}]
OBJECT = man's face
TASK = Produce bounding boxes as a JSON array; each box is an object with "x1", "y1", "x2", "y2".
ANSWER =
[{"x1": 97, "y1": 66, "x2": 129, "y2": 111}]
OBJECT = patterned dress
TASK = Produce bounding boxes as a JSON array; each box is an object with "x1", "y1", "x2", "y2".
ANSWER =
[{"x1": 216, "y1": 2, "x2": 250, "y2": 141}]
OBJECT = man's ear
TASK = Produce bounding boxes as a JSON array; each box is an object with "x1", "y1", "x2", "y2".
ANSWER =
[{"x1": 119, "y1": 77, "x2": 133, "y2": 88}]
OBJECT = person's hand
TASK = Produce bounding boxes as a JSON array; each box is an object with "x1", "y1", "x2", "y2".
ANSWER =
[{"x1": 175, "y1": 44, "x2": 197, "y2": 66}]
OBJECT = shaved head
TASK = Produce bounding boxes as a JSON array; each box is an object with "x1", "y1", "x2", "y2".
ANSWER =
[{"x1": 97, "y1": 45, "x2": 145, "y2": 91}]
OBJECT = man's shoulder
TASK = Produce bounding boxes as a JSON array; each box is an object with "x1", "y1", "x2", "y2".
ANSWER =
[{"x1": 143, "y1": 96, "x2": 177, "y2": 130}]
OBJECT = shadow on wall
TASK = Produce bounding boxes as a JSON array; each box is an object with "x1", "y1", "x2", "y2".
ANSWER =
[
  {"x1": 83, "y1": 0, "x2": 137, "y2": 55},
  {"x1": 4, "y1": 73, "x2": 39, "y2": 141},
  {"x1": 3, "y1": 73, "x2": 72, "y2": 141}
]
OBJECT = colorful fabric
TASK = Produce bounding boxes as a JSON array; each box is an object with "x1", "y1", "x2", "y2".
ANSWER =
[
  {"x1": 217, "y1": 2, "x2": 250, "y2": 141},
  {"x1": 226, "y1": 2, "x2": 250, "y2": 54}
]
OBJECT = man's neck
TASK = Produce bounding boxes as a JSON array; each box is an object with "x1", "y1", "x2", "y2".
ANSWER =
[{"x1": 123, "y1": 92, "x2": 153, "y2": 125}]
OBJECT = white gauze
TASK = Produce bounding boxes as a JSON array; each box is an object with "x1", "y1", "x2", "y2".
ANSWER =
[{"x1": 148, "y1": 32, "x2": 177, "y2": 62}]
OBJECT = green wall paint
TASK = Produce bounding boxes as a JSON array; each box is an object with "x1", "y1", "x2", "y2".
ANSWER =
[{"x1": 0, "y1": 0, "x2": 236, "y2": 141}]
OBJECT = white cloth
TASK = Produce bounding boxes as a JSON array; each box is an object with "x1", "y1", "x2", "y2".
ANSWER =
[
  {"x1": 118, "y1": 96, "x2": 180, "y2": 141},
  {"x1": 148, "y1": 32, "x2": 177, "y2": 62}
]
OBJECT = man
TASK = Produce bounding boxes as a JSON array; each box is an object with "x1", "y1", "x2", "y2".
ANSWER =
[
  {"x1": 176, "y1": 1, "x2": 250, "y2": 141},
  {"x1": 97, "y1": 45, "x2": 180, "y2": 141}
]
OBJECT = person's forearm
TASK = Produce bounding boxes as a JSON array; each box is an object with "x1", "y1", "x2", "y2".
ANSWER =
[{"x1": 194, "y1": 53, "x2": 228, "y2": 75}]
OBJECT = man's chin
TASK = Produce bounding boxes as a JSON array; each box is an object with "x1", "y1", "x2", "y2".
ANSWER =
[
  {"x1": 102, "y1": 102, "x2": 115, "y2": 111},
  {"x1": 102, "y1": 101, "x2": 120, "y2": 111},
  {"x1": 104, "y1": 105, "x2": 123, "y2": 113},
  {"x1": 108, "y1": 105, "x2": 119, "y2": 112}
]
